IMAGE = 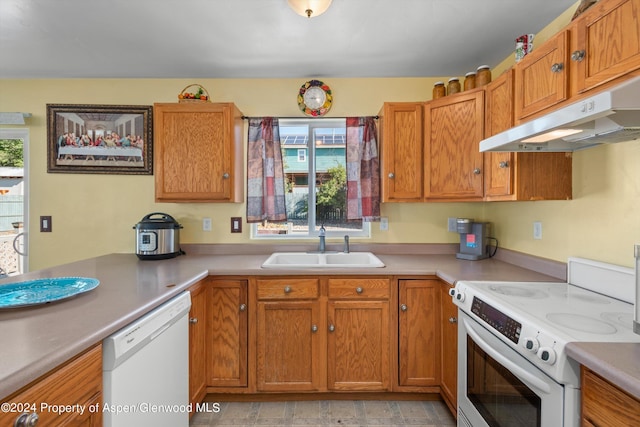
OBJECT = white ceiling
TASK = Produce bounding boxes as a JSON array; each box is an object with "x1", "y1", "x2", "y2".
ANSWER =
[{"x1": 0, "y1": 0, "x2": 578, "y2": 79}]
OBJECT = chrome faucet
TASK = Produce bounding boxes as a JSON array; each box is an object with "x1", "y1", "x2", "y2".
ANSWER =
[
  {"x1": 343, "y1": 235, "x2": 350, "y2": 253},
  {"x1": 318, "y1": 225, "x2": 326, "y2": 253}
]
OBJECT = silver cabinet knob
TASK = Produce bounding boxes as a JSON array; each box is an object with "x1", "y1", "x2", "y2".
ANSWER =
[
  {"x1": 551, "y1": 63, "x2": 564, "y2": 73},
  {"x1": 222, "y1": 173, "x2": 230, "y2": 179},
  {"x1": 388, "y1": 172, "x2": 395, "y2": 179},
  {"x1": 14, "y1": 413, "x2": 39, "y2": 427},
  {"x1": 284, "y1": 286, "x2": 292, "y2": 294},
  {"x1": 400, "y1": 304, "x2": 408, "y2": 312},
  {"x1": 189, "y1": 317, "x2": 198, "y2": 324},
  {"x1": 473, "y1": 168, "x2": 481, "y2": 175},
  {"x1": 355, "y1": 287, "x2": 363, "y2": 294},
  {"x1": 449, "y1": 317, "x2": 458, "y2": 324},
  {"x1": 499, "y1": 161, "x2": 509, "y2": 168},
  {"x1": 571, "y1": 50, "x2": 585, "y2": 62},
  {"x1": 239, "y1": 303, "x2": 247, "y2": 312},
  {"x1": 328, "y1": 324, "x2": 335, "y2": 332},
  {"x1": 311, "y1": 324, "x2": 318, "y2": 333}
]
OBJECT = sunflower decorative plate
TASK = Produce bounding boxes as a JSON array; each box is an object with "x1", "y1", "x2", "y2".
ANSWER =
[{"x1": 298, "y1": 80, "x2": 332, "y2": 117}]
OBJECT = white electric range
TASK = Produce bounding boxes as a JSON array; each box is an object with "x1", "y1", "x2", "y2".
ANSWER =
[{"x1": 452, "y1": 257, "x2": 639, "y2": 427}]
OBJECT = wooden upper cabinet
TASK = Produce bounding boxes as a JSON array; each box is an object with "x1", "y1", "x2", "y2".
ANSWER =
[
  {"x1": 154, "y1": 102, "x2": 244, "y2": 202},
  {"x1": 484, "y1": 69, "x2": 515, "y2": 199},
  {"x1": 484, "y1": 69, "x2": 573, "y2": 201},
  {"x1": 571, "y1": 0, "x2": 640, "y2": 93},
  {"x1": 379, "y1": 102, "x2": 424, "y2": 202},
  {"x1": 515, "y1": 30, "x2": 570, "y2": 121},
  {"x1": 424, "y1": 90, "x2": 484, "y2": 201}
]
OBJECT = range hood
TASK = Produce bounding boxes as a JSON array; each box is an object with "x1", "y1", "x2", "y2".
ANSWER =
[{"x1": 480, "y1": 76, "x2": 640, "y2": 152}]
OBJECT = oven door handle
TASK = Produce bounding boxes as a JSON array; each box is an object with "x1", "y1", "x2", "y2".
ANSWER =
[{"x1": 463, "y1": 317, "x2": 552, "y2": 395}]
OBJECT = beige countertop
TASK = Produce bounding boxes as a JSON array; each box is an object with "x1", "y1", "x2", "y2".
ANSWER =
[
  {"x1": 0, "y1": 246, "x2": 566, "y2": 400},
  {"x1": 566, "y1": 342, "x2": 640, "y2": 401}
]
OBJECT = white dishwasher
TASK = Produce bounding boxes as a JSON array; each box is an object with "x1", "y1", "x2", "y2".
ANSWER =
[{"x1": 103, "y1": 291, "x2": 191, "y2": 427}]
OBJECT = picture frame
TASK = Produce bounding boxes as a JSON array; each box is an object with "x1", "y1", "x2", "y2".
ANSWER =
[{"x1": 47, "y1": 104, "x2": 153, "y2": 175}]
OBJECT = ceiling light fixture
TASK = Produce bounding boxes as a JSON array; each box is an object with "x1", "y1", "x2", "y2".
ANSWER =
[{"x1": 287, "y1": 0, "x2": 333, "y2": 18}]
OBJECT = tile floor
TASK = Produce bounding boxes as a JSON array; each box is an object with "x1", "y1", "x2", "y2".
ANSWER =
[{"x1": 189, "y1": 400, "x2": 456, "y2": 427}]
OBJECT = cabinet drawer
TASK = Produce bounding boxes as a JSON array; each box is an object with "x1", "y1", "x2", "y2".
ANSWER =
[
  {"x1": 328, "y1": 278, "x2": 390, "y2": 299},
  {"x1": 256, "y1": 278, "x2": 319, "y2": 300}
]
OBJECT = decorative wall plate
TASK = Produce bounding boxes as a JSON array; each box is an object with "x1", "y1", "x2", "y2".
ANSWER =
[
  {"x1": 0, "y1": 277, "x2": 100, "y2": 308},
  {"x1": 298, "y1": 80, "x2": 332, "y2": 116}
]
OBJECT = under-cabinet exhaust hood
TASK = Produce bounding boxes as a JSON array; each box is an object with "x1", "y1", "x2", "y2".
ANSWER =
[{"x1": 480, "y1": 76, "x2": 640, "y2": 152}]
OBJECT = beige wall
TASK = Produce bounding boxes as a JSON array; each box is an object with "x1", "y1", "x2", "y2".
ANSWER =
[{"x1": 1, "y1": 1, "x2": 638, "y2": 270}]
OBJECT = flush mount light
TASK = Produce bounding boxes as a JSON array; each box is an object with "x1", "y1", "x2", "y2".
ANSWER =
[{"x1": 287, "y1": 0, "x2": 333, "y2": 18}]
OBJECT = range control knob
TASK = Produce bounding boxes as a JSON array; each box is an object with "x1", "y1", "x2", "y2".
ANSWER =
[
  {"x1": 449, "y1": 288, "x2": 456, "y2": 297},
  {"x1": 523, "y1": 337, "x2": 539, "y2": 353},
  {"x1": 455, "y1": 291, "x2": 466, "y2": 302},
  {"x1": 537, "y1": 347, "x2": 557, "y2": 365}
]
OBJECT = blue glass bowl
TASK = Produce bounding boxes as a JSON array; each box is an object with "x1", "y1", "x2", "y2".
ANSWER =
[{"x1": 0, "y1": 277, "x2": 99, "y2": 308}]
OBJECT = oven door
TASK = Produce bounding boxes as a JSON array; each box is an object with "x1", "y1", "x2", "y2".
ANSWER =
[{"x1": 457, "y1": 311, "x2": 565, "y2": 427}]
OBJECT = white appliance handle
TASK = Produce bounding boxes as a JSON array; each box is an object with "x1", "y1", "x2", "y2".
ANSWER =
[{"x1": 463, "y1": 317, "x2": 551, "y2": 395}]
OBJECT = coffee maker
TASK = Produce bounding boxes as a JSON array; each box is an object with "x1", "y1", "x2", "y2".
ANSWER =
[{"x1": 455, "y1": 218, "x2": 491, "y2": 260}]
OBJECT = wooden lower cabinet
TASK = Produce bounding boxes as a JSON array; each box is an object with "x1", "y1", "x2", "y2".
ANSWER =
[
  {"x1": 581, "y1": 367, "x2": 640, "y2": 426},
  {"x1": 188, "y1": 280, "x2": 207, "y2": 410},
  {"x1": 398, "y1": 279, "x2": 440, "y2": 388},
  {"x1": 254, "y1": 276, "x2": 391, "y2": 393},
  {"x1": 0, "y1": 344, "x2": 103, "y2": 427},
  {"x1": 207, "y1": 278, "x2": 248, "y2": 388},
  {"x1": 440, "y1": 282, "x2": 458, "y2": 415},
  {"x1": 256, "y1": 300, "x2": 324, "y2": 391},
  {"x1": 328, "y1": 300, "x2": 390, "y2": 391}
]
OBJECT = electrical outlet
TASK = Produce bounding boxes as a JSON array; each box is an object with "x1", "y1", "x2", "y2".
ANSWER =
[
  {"x1": 448, "y1": 217, "x2": 458, "y2": 232},
  {"x1": 380, "y1": 217, "x2": 389, "y2": 231},
  {"x1": 533, "y1": 221, "x2": 542, "y2": 240},
  {"x1": 202, "y1": 217, "x2": 212, "y2": 231}
]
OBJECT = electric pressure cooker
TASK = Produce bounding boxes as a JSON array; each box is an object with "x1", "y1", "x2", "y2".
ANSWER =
[{"x1": 134, "y1": 212, "x2": 184, "y2": 260}]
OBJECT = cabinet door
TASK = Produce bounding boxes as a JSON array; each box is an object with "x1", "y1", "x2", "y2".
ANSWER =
[
  {"x1": 0, "y1": 345, "x2": 102, "y2": 427},
  {"x1": 515, "y1": 31, "x2": 569, "y2": 121},
  {"x1": 573, "y1": 0, "x2": 640, "y2": 93},
  {"x1": 379, "y1": 103, "x2": 424, "y2": 202},
  {"x1": 207, "y1": 279, "x2": 248, "y2": 387},
  {"x1": 327, "y1": 300, "x2": 390, "y2": 391},
  {"x1": 188, "y1": 280, "x2": 207, "y2": 408},
  {"x1": 440, "y1": 283, "x2": 458, "y2": 414},
  {"x1": 484, "y1": 69, "x2": 515, "y2": 199},
  {"x1": 256, "y1": 300, "x2": 323, "y2": 391},
  {"x1": 581, "y1": 367, "x2": 640, "y2": 426},
  {"x1": 398, "y1": 279, "x2": 440, "y2": 387},
  {"x1": 424, "y1": 90, "x2": 484, "y2": 201},
  {"x1": 154, "y1": 103, "x2": 243, "y2": 202}
]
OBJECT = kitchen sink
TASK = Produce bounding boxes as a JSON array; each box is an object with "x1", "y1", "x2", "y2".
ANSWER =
[{"x1": 261, "y1": 252, "x2": 385, "y2": 268}]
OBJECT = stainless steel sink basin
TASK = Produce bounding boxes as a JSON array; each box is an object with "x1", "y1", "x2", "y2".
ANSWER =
[{"x1": 261, "y1": 252, "x2": 385, "y2": 268}]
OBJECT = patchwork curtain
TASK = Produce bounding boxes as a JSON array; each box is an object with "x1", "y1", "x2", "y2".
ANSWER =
[
  {"x1": 346, "y1": 117, "x2": 380, "y2": 220},
  {"x1": 246, "y1": 118, "x2": 287, "y2": 223}
]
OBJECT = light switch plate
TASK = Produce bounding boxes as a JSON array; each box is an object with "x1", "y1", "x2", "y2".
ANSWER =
[
  {"x1": 231, "y1": 217, "x2": 242, "y2": 233},
  {"x1": 202, "y1": 217, "x2": 212, "y2": 231},
  {"x1": 448, "y1": 217, "x2": 458, "y2": 232},
  {"x1": 40, "y1": 216, "x2": 52, "y2": 232},
  {"x1": 380, "y1": 217, "x2": 389, "y2": 231},
  {"x1": 533, "y1": 221, "x2": 543, "y2": 240}
]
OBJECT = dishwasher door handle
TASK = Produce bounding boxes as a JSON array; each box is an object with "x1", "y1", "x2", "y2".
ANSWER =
[{"x1": 149, "y1": 321, "x2": 173, "y2": 341}]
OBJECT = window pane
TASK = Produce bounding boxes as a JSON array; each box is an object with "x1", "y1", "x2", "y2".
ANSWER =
[{"x1": 254, "y1": 118, "x2": 367, "y2": 238}]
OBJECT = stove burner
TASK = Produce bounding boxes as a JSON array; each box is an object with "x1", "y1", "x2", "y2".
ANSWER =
[
  {"x1": 547, "y1": 288, "x2": 612, "y2": 304},
  {"x1": 488, "y1": 285, "x2": 548, "y2": 299},
  {"x1": 600, "y1": 312, "x2": 634, "y2": 330},
  {"x1": 546, "y1": 313, "x2": 617, "y2": 335}
]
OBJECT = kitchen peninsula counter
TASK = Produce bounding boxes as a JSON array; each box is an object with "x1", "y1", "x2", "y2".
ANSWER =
[{"x1": 0, "y1": 246, "x2": 565, "y2": 400}]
